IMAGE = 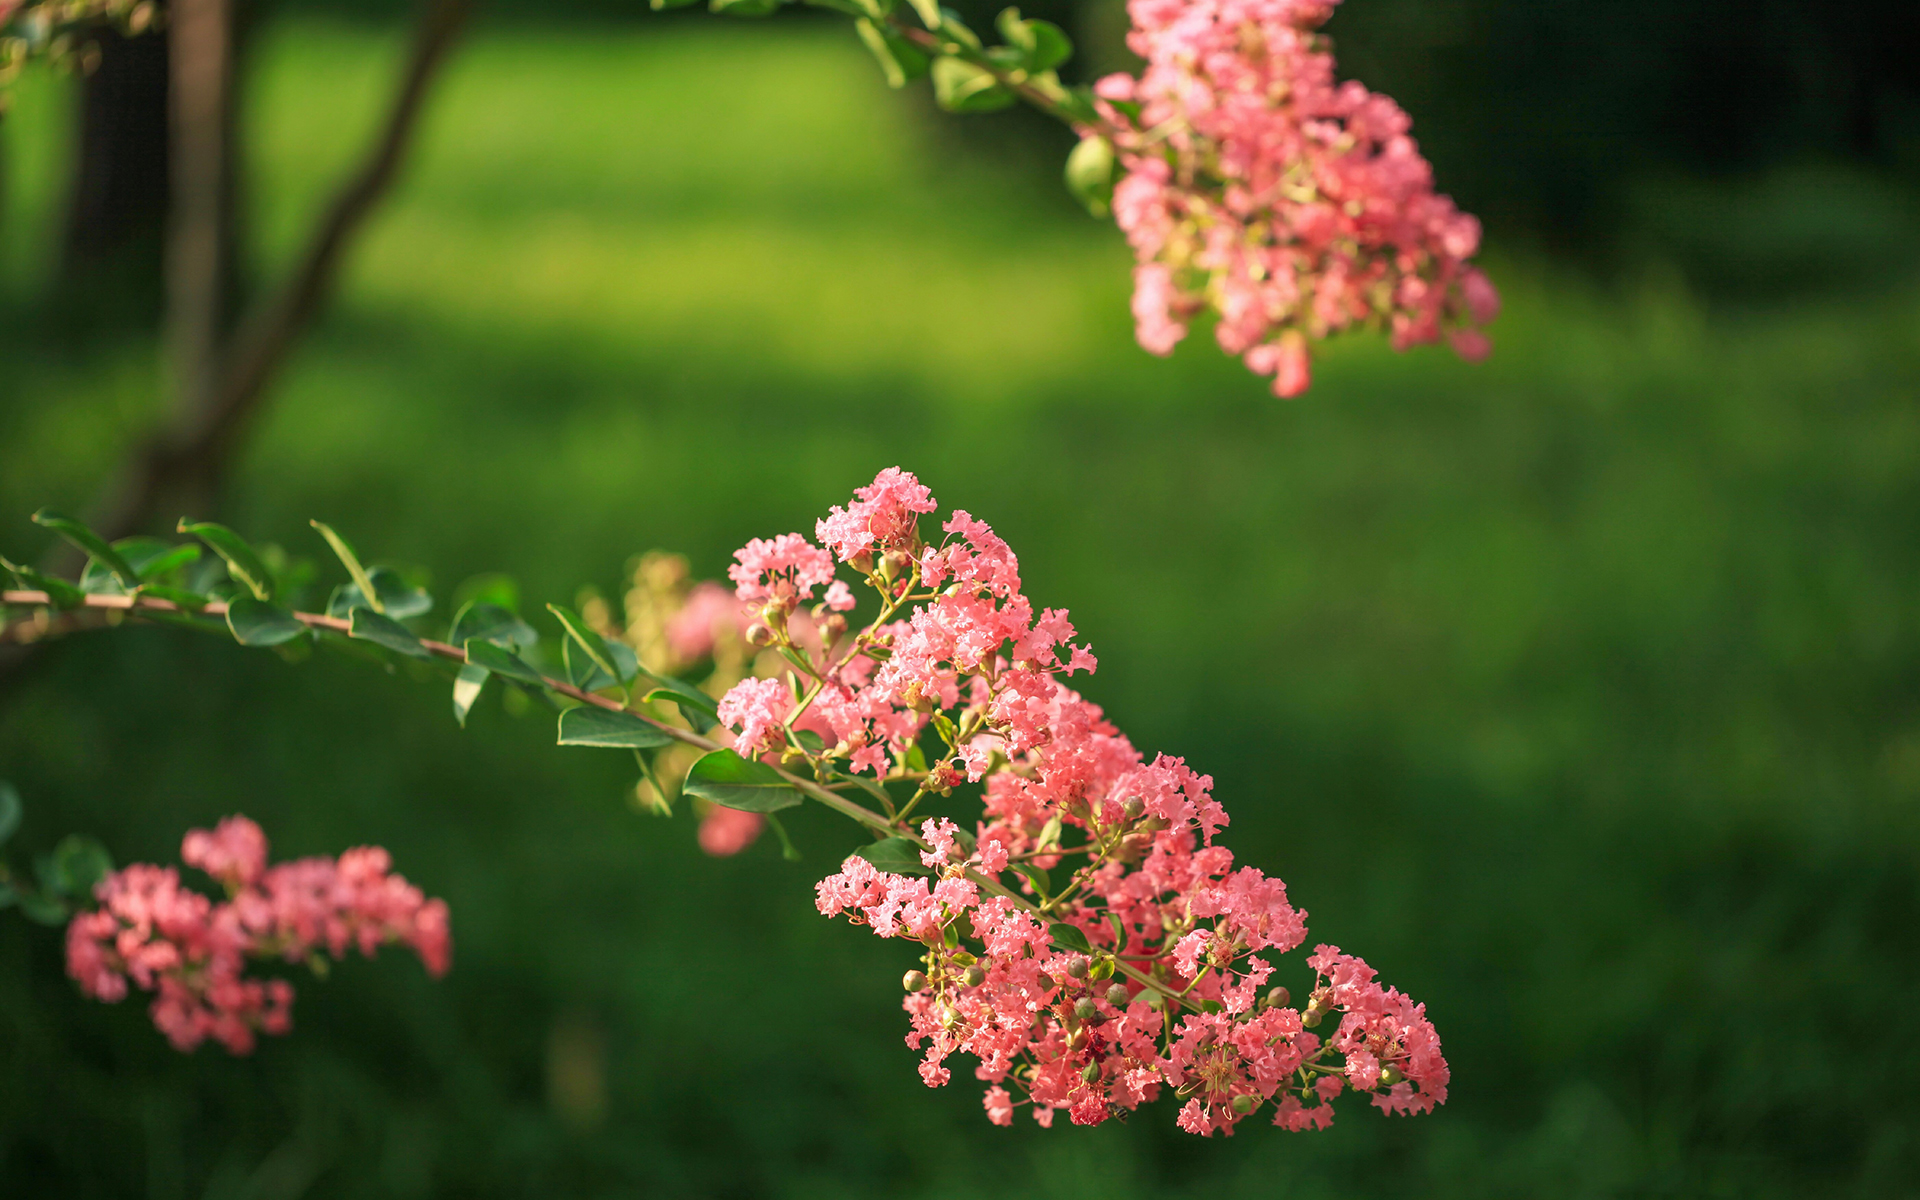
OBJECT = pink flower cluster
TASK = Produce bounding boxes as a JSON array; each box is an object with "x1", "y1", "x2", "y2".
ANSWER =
[
  {"x1": 720, "y1": 468, "x2": 1446, "y2": 1133},
  {"x1": 66, "y1": 815, "x2": 451, "y2": 1053},
  {"x1": 1092, "y1": 0, "x2": 1498, "y2": 396}
]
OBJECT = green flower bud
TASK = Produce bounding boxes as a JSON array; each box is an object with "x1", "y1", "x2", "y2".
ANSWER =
[
  {"x1": 1121, "y1": 797, "x2": 1145, "y2": 822},
  {"x1": 903, "y1": 970, "x2": 930, "y2": 992},
  {"x1": 1105, "y1": 982, "x2": 1131, "y2": 1007},
  {"x1": 746, "y1": 623, "x2": 775, "y2": 647},
  {"x1": 1065, "y1": 955, "x2": 1089, "y2": 980},
  {"x1": 1081, "y1": 1060, "x2": 1101, "y2": 1083},
  {"x1": 964, "y1": 965, "x2": 987, "y2": 988},
  {"x1": 1230, "y1": 1093, "x2": 1256, "y2": 1115},
  {"x1": 1263, "y1": 986, "x2": 1291, "y2": 1009},
  {"x1": 1380, "y1": 1065, "x2": 1404, "y2": 1086},
  {"x1": 1073, "y1": 997, "x2": 1098, "y2": 1022}
]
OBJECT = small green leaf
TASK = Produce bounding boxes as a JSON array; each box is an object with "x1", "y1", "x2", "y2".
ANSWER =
[
  {"x1": 1065, "y1": 134, "x2": 1116, "y2": 217},
  {"x1": 349, "y1": 608, "x2": 429, "y2": 658},
  {"x1": 1049, "y1": 922, "x2": 1093, "y2": 954},
  {"x1": 139, "y1": 584, "x2": 210, "y2": 611},
  {"x1": 995, "y1": 7, "x2": 1071, "y2": 71},
  {"x1": 311, "y1": 520, "x2": 383, "y2": 613},
  {"x1": 448, "y1": 600, "x2": 536, "y2": 650},
  {"x1": 564, "y1": 638, "x2": 616, "y2": 690},
  {"x1": 682, "y1": 748, "x2": 805, "y2": 813},
  {"x1": 33, "y1": 508, "x2": 138, "y2": 588},
  {"x1": 606, "y1": 639, "x2": 640, "y2": 685},
  {"x1": 79, "y1": 559, "x2": 133, "y2": 595},
  {"x1": 793, "y1": 728, "x2": 827, "y2": 754},
  {"x1": 558, "y1": 705, "x2": 675, "y2": 749},
  {"x1": 51, "y1": 835, "x2": 114, "y2": 897},
  {"x1": 856, "y1": 836, "x2": 931, "y2": 875},
  {"x1": 643, "y1": 680, "x2": 719, "y2": 733},
  {"x1": 0, "y1": 782, "x2": 21, "y2": 847},
  {"x1": 226, "y1": 596, "x2": 308, "y2": 646},
  {"x1": 18, "y1": 892, "x2": 69, "y2": 926},
  {"x1": 854, "y1": 17, "x2": 929, "y2": 87},
  {"x1": 548, "y1": 603, "x2": 624, "y2": 682},
  {"x1": 1106, "y1": 910, "x2": 1126, "y2": 947},
  {"x1": 465, "y1": 638, "x2": 549, "y2": 689},
  {"x1": 765, "y1": 812, "x2": 802, "y2": 862},
  {"x1": 118, "y1": 538, "x2": 201, "y2": 581},
  {"x1": 452, "y1": 662, "x2": 489, "y2": 727},
  {"x1": 906, "y1": 0, "x2": 940, "y2": 25},
  {"x1": 1016, "y1": 861, "x2": 1051, "y2": 899},
  {"x1": 327, "y1": 567, "x2": 430, "y2": 619},
  {"x1": 179, "y1": 519, "x2": 274, "y2": 601},
  {"x1": 0, "y1": 555, "x2": 88, "y2": 609},
  {"x1": 931, "y1": 57, "x2": 1015, "y2": 113}
]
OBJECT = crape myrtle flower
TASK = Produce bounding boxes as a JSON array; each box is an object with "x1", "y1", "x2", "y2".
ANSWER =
[
  {"x1": 719, "y1": 467, "x2": 1448, "y2": 1133},
  {"x1": 67, "y1": 815, "x2": 449, "y2": 1054},
  {"x1": 1089, "y1": 0, "x2": 1498, "y2": 397}
]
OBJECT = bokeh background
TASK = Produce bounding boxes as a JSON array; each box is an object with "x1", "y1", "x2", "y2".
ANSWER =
[{"x1": 4, "y1": 2, "x2": 1919, "y2": 1196}]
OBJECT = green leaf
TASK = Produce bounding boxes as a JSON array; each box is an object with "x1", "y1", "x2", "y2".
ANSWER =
[
  {"x1": 1064, "y1": 134, "x2": 1116, "y2": 217},
  {"x1": 0, "y1": 782, "x2": 21, "y2": 847},
  {"x1": 765, "y1": 812, "x2": 802, "y2": 862},
  {"x1": 0, "y1": 555, "x2": 88, "y2": 609},
  {"x1": 856, "y1": 836, "x2": 931, "y2": 875},
  {"x1": 327, "y1": 567, "x2": 430, "y2": 620},
  {"x1": 606, "y1": 639, "x2": 640, "y2": 685},
  {"x1": 448, "y1": 600, "x2": 536, "y2": 650},
  {"x1": 854, "y1": 17, "x2": 929, "y2": 87},
  {"x1": 139, "y1": 584, "x2": 210, "y2": 611},
  {"x1": 465, "y1": 638, "x2": 549, "y2": 689},
  {"x1": 710, "y1": 0, "x2": 782, "y2": 15},
  {"x1": 906, "y1": 0, "x2": 940, "y2": 26},
  {"x1": 936, "y1": 6, "x2": 983, "y2": 48},
  {"x1": 350, "y1": 608, "x2": 429, "y2": 658},
  {"x1": 225, "y1": 596, "x2": 308, "y2": 646},
  {"x1": 18, "y1": 892, "x2": 69, "y2": 926},
  {"x1": 558, "y1": 705, "x2": 675, "y2": 749},
  {"x1": 1049, "y1": 922, "x2": 1093, "y2": 954},
  {"x1": 793, "y1": 728, "x2": 827, "y2": 754},
  {"x1": 564, "y1": 638, "x2": 615, "y2": 690},
  {"x1": 1106, "y1": 910, "x2": 1126, "y2": 947},
  {"x1": 682, "y1": 748, "x2": 805, "y2": 813},
  {"x1": 311, "y1": 520, "x2": 384, "y2": 613},
  {"x1": 51, "y1": 835, "x2": 114, "y2": 897},
  {"x1": 179, "y1": 519, "x2": 274, "y2": 601},
  {"x1": 118, "y1": 538, "x2": 201, "y2": 581},
  {"x1": 995, "y1": 7, "x2": 1071, "y2": 71},
  {"x1": 79, "y1": 559, "x2": 133, "y2": 595},
  {"x1": 1015, "y1": 861, "x2": 1051, "y2": 899},
  {"x1": 643, "y1": 680, "x2": 719, "y2": 733},
  {"x1": 931, "y1": 57, "x2": 1015, "y2": 113},
  {"x1": 548, "y1": 603, "x2": 625, "y2": 682},
  {"x1": 33, "y1": 508, "x2": 138, "y2": 588},
  {"x1": 452, "y1": 662, "x2": 489, "y2": 727}
]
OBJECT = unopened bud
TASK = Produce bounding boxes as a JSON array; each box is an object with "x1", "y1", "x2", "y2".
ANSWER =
[
  {"x1": 1230, "y1": 1093, "x2": 1255, "y2": 1115},
  {"x1": 1122, "y1": 797, "x2": 1145, "y2": 821},
  {"x1": 1081, "y1": 1060, "x2": 1100, "y2": 1083},
  {"x1": 1065, "y1": 955, "x2": 1089, "y2": 980},
  {"x1": 1263, "y1": 986, "x2": 1291, "y2": 1009},
  {"x1": 746, "y1": 623, "x2": 775, "y2": 647},
  {"x1": 781, "y1": 747, "x2": 806, "y2": 767},
  {"x1": 964, "y1": 965, "x2": 986, "y2": 988},
  {"x1": 938, "y1": 1004, "x2": 959, "y2": 1028},
  {"x1": 903, "y1": 970, "x2": 929, "y2": 992},
  {"x1": 850, "y1": 550, "x2": 874, "y2": 574},
  {"x1": 1073, "y1": 997, "x2": 1098, "y2": 1022},
  {"x1": 822, "y1": 614, "x2": 848, "y2": 641},
  {"x1": 1105, "y1": 982, "x2": 1131, "y2": 1007},
  {"x1": 1379, "y1": 1065, "x2": 1404, "y2": 1086},
  {"x1": 760, "y1": 602, "x2": 788, "y2": 630},
  {"x1": 1301, "y1": 1008, "x2": 1322, "y2": 1028}
]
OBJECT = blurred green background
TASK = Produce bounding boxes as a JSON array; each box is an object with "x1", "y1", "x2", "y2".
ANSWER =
[{"x1": 4, "y1": 4, "x2": 1920, "y2": 1198}]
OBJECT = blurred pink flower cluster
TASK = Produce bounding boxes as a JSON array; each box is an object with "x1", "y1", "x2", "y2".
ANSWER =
[
  {"x1": 66, "y1": 815, "x2": 450, "y2": 1053},
  {"x1": 1092, "y1": 0, "x2": 1498, "y2": 396},
  {"x1": 722, "y1": 468, "x2": 1447, "y2": 1132}
]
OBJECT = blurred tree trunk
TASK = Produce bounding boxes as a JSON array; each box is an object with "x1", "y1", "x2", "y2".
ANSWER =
[
  {"x1": 59, "y1": 19, "x2": 172, "y2": 318},
  {"x1": 166, "y1": 0, "x2": 237, "y2": 478}
]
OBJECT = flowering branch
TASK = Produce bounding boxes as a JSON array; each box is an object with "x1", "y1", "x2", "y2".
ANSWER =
[{"x1": 9, "y1": 472, "x2": 1451, "y2": 1135}]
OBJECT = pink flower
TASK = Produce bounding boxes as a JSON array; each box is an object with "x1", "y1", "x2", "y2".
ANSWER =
[
  {"x1": 1095, "y1": 0, "x2": 1496, "y2": 395},
  {"x1": 816, "y1": 467, "x2": 939, "y2": 561},
  {"x1": 181, "y1": 815, "x2": 268, "y2": 889},
  {"x1": 728, "y1": 533, "x2": 835, "y2": 612},
  {"x1": 698, "y1": 806, "x2": 766, "y2": 856},
  {"x1": 717, "y1": 676, "x2": 792, "y2": 758},
  {"x1": 664, "y1": 581, "x2": 744, "y2": 664},
  {"x1": 67, "y1": 815, "x2": 450, "y2": 1053}
]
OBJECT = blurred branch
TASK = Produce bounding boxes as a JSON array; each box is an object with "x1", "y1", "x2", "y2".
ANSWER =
[{"x1": 88, "y1": 0, "x2": 475, "y2": 543}]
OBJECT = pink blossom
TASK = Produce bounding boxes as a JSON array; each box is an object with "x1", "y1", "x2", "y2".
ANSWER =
[
  {"x1": 815, "y1": 467, "x2": 938, "y2": 561},
  {"x1": 728, "y1": 533, "x2": 835, "y2": 612},
  {"x1": 67, "y1": 815, "x2": 449, "y2": 1054},
  {"x1": 698, "y1": 806, "x2": 766, "y2": 856},
  {"x1": 717, "y1": 676, "x2": 792, "y2": 758},
  {"x1": 664, "y1": 581, "x2": 745, "y2": 664}
]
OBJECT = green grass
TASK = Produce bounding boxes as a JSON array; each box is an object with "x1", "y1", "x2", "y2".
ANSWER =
[{"x1": 3, "y1": 17, "x2": 1919, "y2": 1199}]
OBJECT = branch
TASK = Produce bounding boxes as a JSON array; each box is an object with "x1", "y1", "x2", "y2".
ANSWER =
[{"x1": 89, "y1": 0, "x2": 475, "y2": 543}]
